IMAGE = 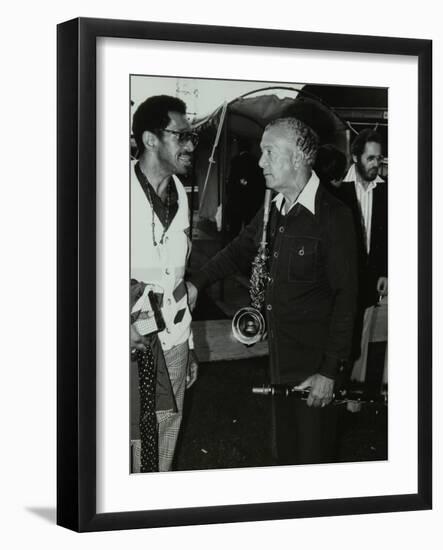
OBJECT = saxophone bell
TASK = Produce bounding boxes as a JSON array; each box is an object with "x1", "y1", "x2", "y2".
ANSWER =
[{"x1": 232, "y1": 306, "x2": 266, "y2": 346}]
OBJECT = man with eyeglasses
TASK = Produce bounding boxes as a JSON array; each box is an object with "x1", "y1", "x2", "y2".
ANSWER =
[{"x1": 130, "y1": 95, "x2": 199, "y2": 472}]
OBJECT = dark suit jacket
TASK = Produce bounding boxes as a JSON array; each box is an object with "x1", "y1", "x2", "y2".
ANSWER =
[
  {"x1": 334, "y1": 179, "x2": 388, "y2": 308},
  {"x1": 191, "y1": 183, "x2": 358, "y2": 383}
]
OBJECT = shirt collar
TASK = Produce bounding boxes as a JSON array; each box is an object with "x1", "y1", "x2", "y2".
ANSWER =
[
  {"x1": 273, "y1": 171, "x2": 320, "y2": 215},
  {"x1": 343, "y1": 163, "x2": 383, "y2": 191}
]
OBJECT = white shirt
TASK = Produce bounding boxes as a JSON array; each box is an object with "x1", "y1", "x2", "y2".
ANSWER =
[
  {"x1": 273, "y1": 171, "x2": 320, "y2": 216},
  {"x1": 343, "y1": 164, "x2": 384, "y2": 254}
]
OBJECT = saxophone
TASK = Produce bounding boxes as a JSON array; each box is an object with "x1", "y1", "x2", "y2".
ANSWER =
[{"x1": 232, "y1": 189, "x2": 272, "y2": 345}]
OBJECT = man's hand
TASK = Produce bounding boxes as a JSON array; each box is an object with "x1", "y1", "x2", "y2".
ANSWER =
[
  {"x1": 295, "y1": 373, "x2": 335, "y2": 408},
  {"x1": 186, "y1": 349, "x2": 199, "y2": 388},
  {"x1": 377, "y1": 276, "x2": 388, "y2": 297},
  {"x1": 130, "y1": 324, "x2": 150, "y2": 351},
  {"x1": 186, "y1": 281, "x2": 198, "y2": 311}
]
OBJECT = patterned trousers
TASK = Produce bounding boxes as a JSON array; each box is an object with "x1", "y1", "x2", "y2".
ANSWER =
[{"x1": 156, "y1": 341, "x2": 189, "y2": 471}]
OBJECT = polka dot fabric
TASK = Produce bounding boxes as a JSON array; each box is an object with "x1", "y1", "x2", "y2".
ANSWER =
[{"x1": 135, "y1": 346, "x2": 158, "y2": 472}]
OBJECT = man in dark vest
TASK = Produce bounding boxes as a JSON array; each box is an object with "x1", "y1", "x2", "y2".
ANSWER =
[{"x1": 337, "y1": 129, "x2": 388, "y2": 383}]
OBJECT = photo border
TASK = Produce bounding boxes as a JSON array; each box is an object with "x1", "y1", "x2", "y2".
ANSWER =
[{"x1": 57, "y1": 17, "x2": 432, "y2": 532}]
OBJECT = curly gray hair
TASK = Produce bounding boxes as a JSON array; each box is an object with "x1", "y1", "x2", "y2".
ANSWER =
[{"x1": 266, "y1": 117, "x2": 319, "y2": 166}]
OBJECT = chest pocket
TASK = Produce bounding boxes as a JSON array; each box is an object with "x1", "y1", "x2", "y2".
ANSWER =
[{"x1": 288, "y1": 237, "x2": 319, "y2": 283}]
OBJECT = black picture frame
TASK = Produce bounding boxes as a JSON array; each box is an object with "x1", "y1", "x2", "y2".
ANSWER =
[{"x1": 57, "y1": 17, "x2": 432, "y2": 532}]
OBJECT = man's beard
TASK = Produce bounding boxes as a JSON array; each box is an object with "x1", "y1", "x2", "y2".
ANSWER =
[{"x1": 356, "y1": 160, "x2": 378, "y2": 182}]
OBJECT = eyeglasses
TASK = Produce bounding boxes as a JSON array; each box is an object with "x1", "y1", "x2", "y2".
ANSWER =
[{"x1": 158, "y1": 128, "x2": 199, "y2": 146}]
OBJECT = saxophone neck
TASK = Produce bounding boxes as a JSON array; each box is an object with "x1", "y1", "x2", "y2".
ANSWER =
[{"x1": 260, "y1": 189, "x2": 273, "y2": 249}]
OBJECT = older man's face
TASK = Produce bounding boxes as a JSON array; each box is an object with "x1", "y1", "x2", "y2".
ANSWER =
[{"x1": 259, "y1": 126, "x2": 297, "y2": 194}]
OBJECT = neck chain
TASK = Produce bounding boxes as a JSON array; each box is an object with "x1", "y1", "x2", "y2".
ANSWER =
[{"x1": 136, "y1": 163, "x2": 171, "y2": 247}]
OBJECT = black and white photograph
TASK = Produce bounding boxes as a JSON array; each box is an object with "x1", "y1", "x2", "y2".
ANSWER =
[
  {"x1": 1, "y1": 0, "x2": 439, "y2": 544},
  {"x1": 129, "y1": 75, "x2": 389, "y2": 474},
  {"x1": 54, "y1": 16, "x2": 432, "y2": 533}
]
